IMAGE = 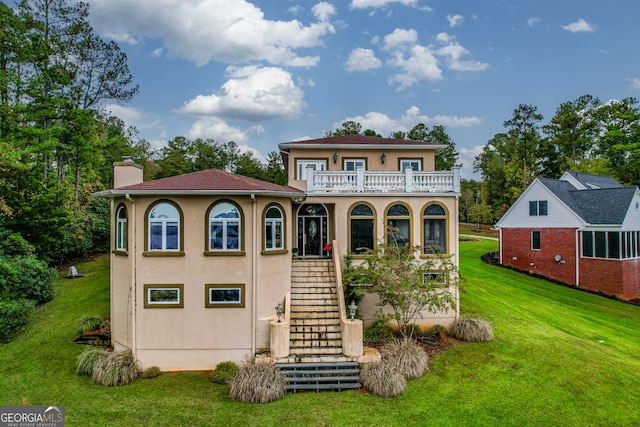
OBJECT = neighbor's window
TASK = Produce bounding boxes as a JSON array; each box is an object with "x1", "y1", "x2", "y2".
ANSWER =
[
  {"x1": 208, "y1": 201, "x2": 242, "y2": 251},
  {"x1": 115, "y1": 204, "x2": 128, "y2": 251},
  {"x1": 344, "y1": 159, "x2": 366, "y2": 171},
  {"x1": 386, "y1": 203, "x2": 411, "y2": 246},
  {"x1": 144, "y1": 284, "x2": 184, "y2": 308},
  {"x1": 147, "y1": 202, "x2": 181, "y2": 252},
  {"x1": 529, "y1": 200, "x2": 548, "y2": 216},
  {"x1": 349, "y1": 203, "x2": 375, "y2": 254},
  {"x1": 423, "y1": 203, "x2": 447, "y2": 254},
  {"x1": 264, "y1": 205, "x2": 284, "y2": 251},
  {"x1": 205, "y1": 284, "x2": 245, "y2": 308},
  {"x1": 400, "y1": 159, "x2": 422, "y2": 171},
  {"x1": 532, "y1": 230, "x2": 541, "y2": 250}
]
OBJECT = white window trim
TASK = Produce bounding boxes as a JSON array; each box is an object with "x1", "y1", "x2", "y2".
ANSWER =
[
  {"x1": 344, "y1": 159, "x2": 366, "y2": 171},
  {"x1": 149, "y1": 218, "x2": 180, "y2": 251},
  {"x1": 400, "y1": 159, "x2": 422, "y2": 171},
  {"x1": 116, "y1": 205, "x2": 127, "y2": 251},
  {"x1": 296, "y1": 160, "x2": 326, "y2": 180},
  {"x1": 265, "y1": 207, "x2": 284, "y2": 250}
]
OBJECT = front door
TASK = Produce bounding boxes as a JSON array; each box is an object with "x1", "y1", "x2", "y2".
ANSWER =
[{"x1": 297, "y1": 204, "x2": 328, "y2": 257}]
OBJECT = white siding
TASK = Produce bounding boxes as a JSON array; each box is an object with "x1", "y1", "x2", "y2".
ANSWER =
[
  {"x1": 496, "y1": 180, "x2": 584, "y2": 228},
  {"x1": 621, "y1": 189, "x2": 640, "y2": 230}
]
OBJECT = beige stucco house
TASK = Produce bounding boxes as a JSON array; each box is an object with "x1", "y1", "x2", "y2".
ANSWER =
[{"x1": 95, "y1": 135, "x2": 461, "y2": 371}]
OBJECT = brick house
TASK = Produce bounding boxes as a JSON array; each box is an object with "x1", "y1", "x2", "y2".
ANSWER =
[
  {"x1": 495, "y1": 172, "x2": 640, "y2": 300},
  {"x1": 94, "y1": 135, "x2": 461, "y2": 370}
]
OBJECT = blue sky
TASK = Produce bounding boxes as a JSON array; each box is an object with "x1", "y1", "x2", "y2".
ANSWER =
[{"x1": 78, "y1": 0, "x2": 640, "y2": 179}]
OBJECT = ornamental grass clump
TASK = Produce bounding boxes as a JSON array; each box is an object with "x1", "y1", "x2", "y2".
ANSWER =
[
  {"x1": 141, "y1": 366, "x2": 162, "y2": 379},
  {"x1": 210, "y1": 361, "x2": 239, "y2": 384},
  {"x1": 451, "y1": 317, "x2": 494, "y2": 342},
  {"x1": 228, "y1": 359, "x2": 286, "y2": 403},
  {"x1": 92, "y1": 349, "x2": 139, "y2": 386},
  {"x1": 76, "y1": 314, "x2": 103, "y2": 335},
  {"x1": 380, "y1": 338, "x2": 429, "y2": 380},
  {"x1": 76, "y1": 347, "x2": 110, "y2": 376},
  {"x1": 360, "y1": 361, "x2": 406, "y2": 398}
]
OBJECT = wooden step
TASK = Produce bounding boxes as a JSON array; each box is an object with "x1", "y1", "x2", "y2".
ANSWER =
[{"x1": 275, "y1": 361, "x2": 361, "y2": 392}]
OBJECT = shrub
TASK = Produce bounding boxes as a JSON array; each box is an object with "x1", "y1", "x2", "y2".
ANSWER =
[
  {"x1": 363, "y1": 317, "x2": 396, "y2": 344},
  {"x1": 210, "y1": 361, "x2": 239, "y2": 384},
  {"x1": 141, "y1": 366, "x2": 162, "y2": 379},
  {"x1": 92, "y1": 349, "x2": 139, "y2": 386},
  {"x1": 424, "y1": 324, "x2": 449, "y2": 338},
  {"x1": 0, "y1": 299, "x2": 36, "y2": 342},
  {"x1": 360, "y1": 362, "x2": 406, "y2": 397},
  {"x1": 228, "y1": 359, "x2": 287, "y2": 403},
  {"x1": 3, "y1": 257, "x2": 56, "y2": 305},
  {"x1": 451, "y1": 317, "x2": 495, "y2": 342},
  {"x1": 77, "y1": 314, "x2": 103, "y2": 335},
  {"x1": 405, "y1": 323, "x2": 425, "y2": 339},
  {"x1": 76, "y1": 347, "x2": 110, "y2": 376},
  {"x1": 380, "y1": 338, "x2": 429, "y2": 380},
  {"x1": 99, "y1": 318, "x2": 111, "y2": 335}
]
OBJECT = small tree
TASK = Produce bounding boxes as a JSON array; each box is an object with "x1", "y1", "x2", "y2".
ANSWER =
[{"x1": 345, "y1": 237, "x2": 457, "y2": 339}]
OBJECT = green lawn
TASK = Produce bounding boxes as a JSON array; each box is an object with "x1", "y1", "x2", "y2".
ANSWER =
[{"x1": 2, "y1": 240, "x2": 640, "y2": 426}]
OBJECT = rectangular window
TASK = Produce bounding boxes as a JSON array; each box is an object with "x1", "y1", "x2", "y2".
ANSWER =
[
  {"x1": 150, "y1": 223, "x2": 163, "y2": 250},
  {"x1": 582, "y1": 231, "x2": 593, "y2": 257},
  {"x1": 344, "y1": 159, "x2": 366, "y2": 171},
  {"x1": 532, "y1": 230, "x2": 541, "y2": 250},
  {"x1": 205, "y1": 284, "x2": 245, "y2": 308},
  {"x1": 400, "y1": 159, "x2": 422, "y2": 171},
  {"x1": 166, "y1": 222, "x2": 179, "y2": 250},
  {"x1": 116, "y1": 221, "x2": 127, "y2": 251},
  {"x1": 296, "y1": 160, "x2": 326, "y2": 180},
  {"x1": 608, "y1": 232, "x2": 620, "y2": 259},
  {"x1": 424, "y1": 219, "x2": 447, "y2": 254},
  {"x1": 144, "y1": 284, "x2": 184, "y2": 308},
  {"x1": 529, "y1": 201, "x2": 548, "y2": 216},
  {"x1": 595, "y1": 232, "x2": 607, "y2": 258},
  {"x1": 351, "y1": 218, "x2": 374, "y2": 254},
  {"x1": 422, "y1": 272, "x2": 448, "y2": 288}
]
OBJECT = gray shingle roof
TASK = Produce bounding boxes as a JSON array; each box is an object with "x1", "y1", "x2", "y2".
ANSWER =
[
  {"x1": 539, "y1": 178, "x2": 636, "y2": 224},
  {"x1": 563, "y1": 172, "x2": 623, "y2": 189}
]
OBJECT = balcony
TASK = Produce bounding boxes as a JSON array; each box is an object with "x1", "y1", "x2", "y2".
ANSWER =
[{"x1": 305, "y1": 166, "x2": 460, "y2": 194}]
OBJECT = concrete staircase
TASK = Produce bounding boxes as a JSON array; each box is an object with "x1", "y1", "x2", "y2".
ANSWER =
[{"x1": 276, "y1": 259, "x2": 361, "y2": 391}]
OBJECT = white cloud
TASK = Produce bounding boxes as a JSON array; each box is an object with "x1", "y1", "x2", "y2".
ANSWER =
[
  {"x1": 436, "y1": 33, "x2": 489, "y2": 72},
  {"x1": 447, "y1": 14, "x2": 464, "y2": 28},
  {"x1": 383, "y1": 28, "x2": 418, "y2": 50},
  {"x1": 104, "y1": 104, "x2": 145, "y2": 123},
  {"x1": 334, "y1": 106, "x2": 482, "y2": 137},
  {"x1": 185, "y1": 117, "x2": 261, "y2": 144},
  {"x1": 527, "y1": 18, "x2": 540, "y2": 28},
  {"x1": 87, "y1": 0, "x2": 333, "y2": 67},
  {"x1": 458, "y1": 146, "x2": 483, "y2": 180},
  {"x1": 345, "y1": 48, "x2": 382, "y2": 72},
  {"x1": 150, "y1": 48, "x2": 163, "y2": 58},
  {"x1": 628, "y1": 78, "x2": 640, "y2": 90},
  {"x1": 350, "y1": 0, "x2": 417, "y2": 9},
  {"x1": 312, "y1": 2, "x2": 336, "y2": 23},
  {"x1": 178, "y1": 66, "x2": 305, "y2": 121},
  {"x1": 562, "y1": 19, "x2": 596, "y2": 33},
  {"x1": 387, "y1": 45, "x2": 442, "y2": 88}
]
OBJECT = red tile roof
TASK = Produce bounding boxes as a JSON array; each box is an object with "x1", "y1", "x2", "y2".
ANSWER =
[{"x1": 114, "y1": 168, "x2": 303, "y2": 193}]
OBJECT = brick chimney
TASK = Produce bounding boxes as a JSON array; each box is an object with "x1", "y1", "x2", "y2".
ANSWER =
[{"x1": 113, "y1": 156, "x2": 143, "y2": 188}]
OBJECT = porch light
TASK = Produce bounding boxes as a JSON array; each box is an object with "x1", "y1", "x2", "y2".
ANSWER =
[
  {"x1": 348, "y1": 300, "x2": 357, "y2": 321},
  {"x1": 333, "y1": 152, "x2": 338, "y2": 163},
  {"x1": 381, "y1": 153, "x2": 386, "y2": 164},
  {"x1": 275, "y1": 302, "x2": 284, "y2": 323}
]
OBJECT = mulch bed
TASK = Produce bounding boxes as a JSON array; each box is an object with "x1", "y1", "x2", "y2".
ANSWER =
[{"x1": 365, "y1": 332, "x2": 461, "y2": 358}]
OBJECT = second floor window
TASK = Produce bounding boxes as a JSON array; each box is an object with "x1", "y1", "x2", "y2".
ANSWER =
[
  {"x1": 115, "y1": 204, "x2": 127, "y2": 251},
  {"x1": 264, "y1": 205, "x2": 284, "y2": 251},
  {"x1": 296, "y1": 160, "x2": 326, "y2": 180},
  {"x1": 344, "y1": 159, "x2": 366, "y2": 171},
  {"x1": 400, "y1": 159, "x2": 422, "y2": 171},
  {"x1": 148, "y1": 202, "x2": 180, "y2": 251},
  {"x1": 529, "y1": 200, "x2": 548, "y2": 216}
]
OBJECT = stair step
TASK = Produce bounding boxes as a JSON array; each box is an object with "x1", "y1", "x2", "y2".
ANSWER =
[
  {"x1": 290, "y1": 318, "x2": 340, "y2": 326},
  {"x1": 290, "y1": 347, "x2": 343, "y2": 355},
  {"x1": 290, "y1": 332, "x2": 341, "y2": 340},
  {"x1": 290, "y1": 325, "x2": 341, "y2": 333},
  {"x1": 290, "y1": 297, "x2": 337, "y2": 304},
  {"x1": 291, "y1": 305, "x2": 339, "y2": 312},
  {"x1": 276, "y1": 362, "x2": 361, "y2": 393},
  {"x1": 291, "y1": 339, "x2": 342, "y2": 347}
]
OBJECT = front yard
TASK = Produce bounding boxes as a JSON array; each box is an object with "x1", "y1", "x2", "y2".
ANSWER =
[{"x1": 1, "y1": 239, "x2": 640, "y2": 426}]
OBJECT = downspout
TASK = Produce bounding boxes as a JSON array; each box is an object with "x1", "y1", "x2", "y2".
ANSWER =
[
  {"x1": 575, "y1": 228, "x2": 580, "y2": 287},
  {"x1": 125, "y1": 193, "x2": 136, "y2": 355},
  {"x1": 251, "y1": 194, "x2": 257, "y2": 357},
  {"x1": 499, "y1": 228, "x2": 503, "y2": 265}
]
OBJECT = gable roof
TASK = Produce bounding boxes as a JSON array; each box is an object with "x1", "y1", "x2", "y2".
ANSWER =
[
  {"x1": 94, "y1": 168, "x2": 304, "y2": 198},
  {"x1": 278, "y1": 134, "x2": 446, "y2": 150},
  {"x1": 539, "y1": 178, "x2": 636, "y2": 225}
]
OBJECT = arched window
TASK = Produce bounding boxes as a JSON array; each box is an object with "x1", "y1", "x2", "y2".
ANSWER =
[
  {"x1": 386, "y1": 203, "x2": 411, "y2": 246},
  {"x1": 148, "y1": 202, "x2": 181, "y2": 251},
  {"x1": 209, "y1": 201, "x2": 242, "y2": 251},
  {"x1": 423, "y1": 203, "x2": 447, "y2": 254},
  {"x1": 349, "y1": 203, "x2": 375, "y2": 254},
  {"x1": 264, "y1": 205, "x2": 284, "y2": 251},
  {"x1": 115, "y1": 204, "x2": 127, "y2": 251}
]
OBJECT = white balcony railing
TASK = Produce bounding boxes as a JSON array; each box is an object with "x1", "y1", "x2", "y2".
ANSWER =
[{"x1": 306, "y1": 166, "x2": 460, "y2": 194}]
